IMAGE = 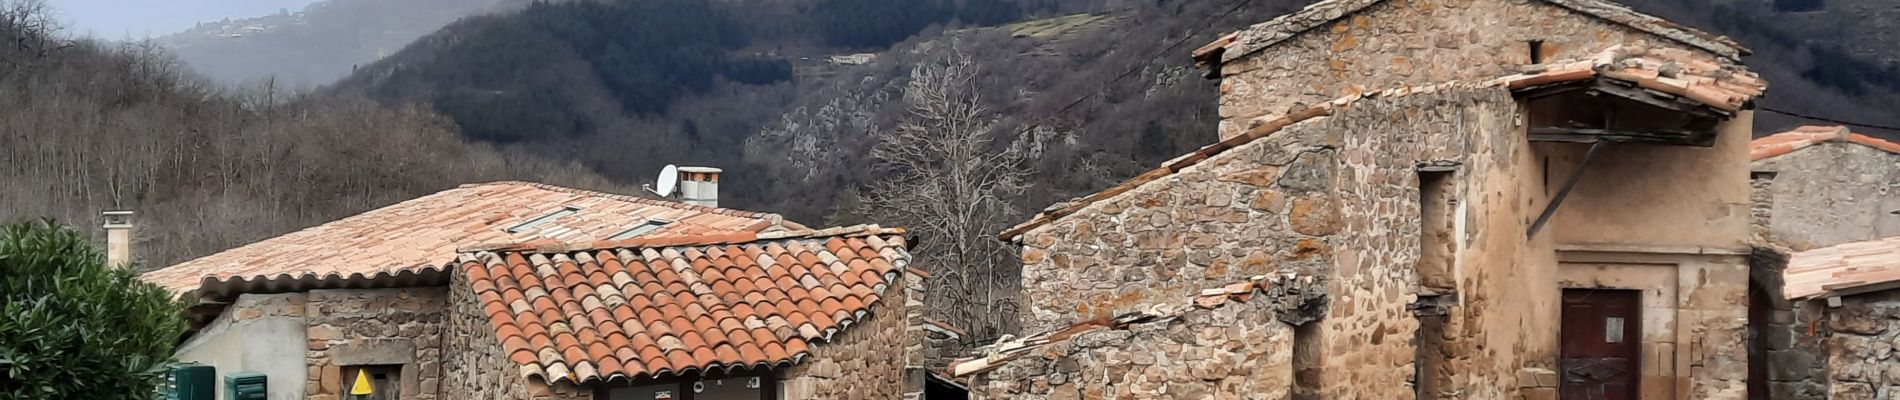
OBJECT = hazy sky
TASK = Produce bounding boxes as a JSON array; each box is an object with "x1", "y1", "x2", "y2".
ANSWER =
[{"x1": 48, "y1": 0, "x2": 323, "y2": 39}]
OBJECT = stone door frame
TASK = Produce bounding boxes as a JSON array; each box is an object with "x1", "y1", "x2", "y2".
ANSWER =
[{"x1": 1555, "y1": 249, "x2": 1693, "y2": 400}]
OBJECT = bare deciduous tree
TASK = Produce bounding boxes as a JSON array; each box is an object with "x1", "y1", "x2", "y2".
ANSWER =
[{"x1": 866, "y1": 49, "x2": 1028, "y2": 339}]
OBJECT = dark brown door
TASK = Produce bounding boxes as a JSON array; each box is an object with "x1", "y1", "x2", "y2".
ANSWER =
[{"x1": 1560, "y1": 289, "x2": 1642, "y2": 400}]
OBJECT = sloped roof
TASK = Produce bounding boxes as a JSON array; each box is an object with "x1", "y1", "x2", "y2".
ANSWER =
[
  {"x1": 1003, "y1": 46, "x2": 1763, "y2": 241},
  {"x1": 1784, "y1": 235, "x2": 1900, "y2": 300},
  {"x1": 1496, "y1": 45, "x2": 1764, "y2": 112},
  {"x1": 145, "y1": 181, "x2": 801, "y2": 295},
  {"x1": 457, "y1": 225, "x2": 913, "y2": 384},
  {"x1": 1750, "y1": 125, "x2": 1900, "y2": 161},
  {"x1": 1191, "y1": 0, "x2": 1748, "y2": 66}
]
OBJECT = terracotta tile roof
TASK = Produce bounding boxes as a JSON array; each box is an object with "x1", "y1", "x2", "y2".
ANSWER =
[
  {"x1": 948, "y1": 274, "x2": 1320, "y2": 378},
  {"x1": 1004, "y1": 45, "x2": 1762, "y2": 241},
  {"x1": 1750, "y1": 125, "x2": 1900, "y2": 161},
  {"x1": 145, "y1": 181, "x2": 803, "y2": 295},
  {"x1": 1495, "y1": 45, "x2": 1765, "y2": 112},
  {"x1": 457, "y1": 225, "x2": 912, "y2": 384},
  {"x1": 1783, "y1": 235, "x2": 1900, "y2": 300},
  {"x1": 1191, "y1": 0, "x2": 1748, "y2": 66}
]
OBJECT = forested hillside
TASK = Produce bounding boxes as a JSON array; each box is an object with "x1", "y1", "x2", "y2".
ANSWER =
[
  {"x1": 17, "y1": 0, "x2": 1900, "y2": 340},
  {"x1": 330, "y1": 0, "x2": 1308, "y2": 340},
  {"x1": 156, "y1": 0, "x2": 521, "y2": 88},
  {"x1": 333, "y1": 0, "x2": 1305, "y2": 222},
  {"x1": 0, "y1": 0, "x2": 620, "y2": 269}
]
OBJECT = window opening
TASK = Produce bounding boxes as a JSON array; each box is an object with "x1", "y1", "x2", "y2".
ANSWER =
[
  {"x1": 609, "y1": 218, "x2": 676, "y2": 240},
  {"x1": 506, "y1": 205, "x2": 582, "y2": 233}
]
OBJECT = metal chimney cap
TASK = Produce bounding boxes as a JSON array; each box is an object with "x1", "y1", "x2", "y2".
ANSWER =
[
  {"x1": 677, "y1": 166, "x2": 723, "y2": 173},
  {"x1": 103, "y1": 210, "x2": 134, "y2": 229}
]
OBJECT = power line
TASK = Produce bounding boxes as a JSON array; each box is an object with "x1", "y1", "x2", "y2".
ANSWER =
[{"x1": 1760, "y1": 106, "x2": 1900, "y2": 132}]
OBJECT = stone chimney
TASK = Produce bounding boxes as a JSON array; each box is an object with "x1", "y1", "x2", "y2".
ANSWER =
[
  {"x1": 677, "y1": 167, "x2": 722, "y2": 208},
  {"x1": 102, "y1": 210, "x2": 133, "y2": 267}
]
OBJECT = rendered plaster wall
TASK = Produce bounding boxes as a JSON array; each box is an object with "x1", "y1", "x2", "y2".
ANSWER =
[
  {"x1": 1752, "y1": 142, "x2": 1900, "y2": 251},
  {"x1": 1539, "y1": 111, "x2": 1756, "y2": 250},
  {"x1": 1212, "y1": 0, "x2": 1730, "y2": 139},
  {"x1": 175, "y1": 287, "x2": 454, "y2": 400},
  {"x1": 174, "y1": 293, "x2": 311, "y2": 400},
  {"x1": 441, "y1": 270, "x2": 593, "y2": 400},
  {"x1": 776, "y1": 270, "x2": 924, "y2": 400},
  {"x1": 1533, "y1": 110, "x2": 1755, "y2": 399}
]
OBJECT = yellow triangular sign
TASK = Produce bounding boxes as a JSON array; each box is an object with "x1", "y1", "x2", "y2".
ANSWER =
[{"x1": 350, "y1": 369, "x2": 375, "y2": 395}]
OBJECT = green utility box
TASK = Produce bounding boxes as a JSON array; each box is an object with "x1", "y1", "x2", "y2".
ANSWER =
[
  {"x1": 224, "y1": 372, "x2": 268, "y2": 400},
  {"x1": 164, "y1": 363, "x2": 216, "y2": 400}
]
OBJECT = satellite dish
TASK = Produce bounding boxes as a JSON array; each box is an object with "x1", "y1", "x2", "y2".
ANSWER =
[{"x1": 654, "y1": 164, "x2": 679, "y2": 197}]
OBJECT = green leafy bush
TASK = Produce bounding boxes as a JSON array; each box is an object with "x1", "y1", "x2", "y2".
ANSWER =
[{"x1": 0, "y1": 220, "x2": 187, "y2": 400}]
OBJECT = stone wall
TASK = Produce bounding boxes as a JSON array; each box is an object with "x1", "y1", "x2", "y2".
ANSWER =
[
  {"x1": 1752, "y1": 142, "x2": 1900, "y2": 251},
  {"x1": 1825, "y1": 291, "x2": 1900, "y2": 399},
  {"x1": 1015, "y1": 86, "x2": 1532, "y2": 399},
  {"x1": 777, "y1": 269, "x2": 925, "y2": 399},
  {"x1": 304, "y1": 287, "x2": 447, "y2": 400},
  {"x1": 440, "y1": 270, "x2": 592, "y2": 400},
  {"x1": 1747, "y1": 249, "x2": 1829, "y2": 400},
  {"x1": 1213, "y1": 0, "x2": 1728, "y2": 139},
  {"x1": 971, "y1": 297, "x2": 1299, "y2": 399}
]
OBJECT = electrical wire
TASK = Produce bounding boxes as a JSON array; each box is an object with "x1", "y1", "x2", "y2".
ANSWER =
[{"x1": 1760, "y1": 106, "x2": 1900, "y2": 132}]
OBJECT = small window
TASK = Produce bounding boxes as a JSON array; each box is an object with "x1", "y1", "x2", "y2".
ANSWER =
[
  {"x1": 608, "y1": 218, "x2": 675, "y2": 240},
  {"x1": 1604, "y1": 317, "x2": 1625, "y2": 343},
  {"x1": 505, "y1": 205, "x2": 582, "y2": 233},
  {"x1": 1527, "y1": 40, "x2": 1546, "y2": 64},
  {"x1": 341, "y1": 365, "x2": 401, "y2": 400}
]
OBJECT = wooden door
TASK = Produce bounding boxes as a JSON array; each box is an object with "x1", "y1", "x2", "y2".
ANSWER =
[{"x1": 1560, "y1": 289, "x2": 1642, "y2": 400}]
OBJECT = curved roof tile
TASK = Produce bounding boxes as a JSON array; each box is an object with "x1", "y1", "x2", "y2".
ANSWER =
[{"x1": 461, "y1": 225, "x2": 911, "y2": 385}]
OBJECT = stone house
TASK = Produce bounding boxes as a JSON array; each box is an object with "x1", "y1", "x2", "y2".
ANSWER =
[
  {"x1": 1744, "y1": 126, "x2": 1900, "y2": 399},
  {"x1": 1748, "y1": 125, "x2": 1900, "y2": 251},
  {"x1": 144, "y1": 181, "x2": 938, "y2": 400},
  {"x1": 1773, "y1": 237, "x2": 1900, "y2": 400},
  {"x1": 954, "y1": 0, "x2": 1772, "y2": 398}
]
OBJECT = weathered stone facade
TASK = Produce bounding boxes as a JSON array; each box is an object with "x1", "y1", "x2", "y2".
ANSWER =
[
  {"x1": 1752, "y1": 141, "x2": 1900, "y2": 251},
  {"x1": 1747, "y1": 249, "x2": 1830, "y2": 400},
  {"x1": 304, "y1": 287, "x2": 447, "y2": 400},
  {"x1": 1748, "y1": 135, "x2": 1900, "y2": 400},
  {"x1": 441, "y1": 272, "x2": 592, "y2": 400},
  {"x1": 995, "y1": 12, "x2": 1762, "y2": 393},
  {"x1": 1212, "y1": 0, "x2": 1736, "y2": 139},
  {"x1": 967, "y1": 275, "x2": 1323, "y2": 399},
  {"x1": 777, "y1": 269, "x2": 926, "y2": 399},
  {"x1": 1008, "y1": 86, "x2": 1535, "y2": 399},
  {"x1": 1823, "y1": 291, "x2": 1900, "y2": 400},
  {"x1": 175, "y1": 287, "x2": 453, "y2": 400}
]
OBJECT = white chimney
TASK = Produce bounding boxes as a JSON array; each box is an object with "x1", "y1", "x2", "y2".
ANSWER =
[
  {"x1": 677, "y1": 167, "x2": 722, "y2": 208},
  {"x1": 102, "y1": 210, "x2": 133, "y2": 267}
]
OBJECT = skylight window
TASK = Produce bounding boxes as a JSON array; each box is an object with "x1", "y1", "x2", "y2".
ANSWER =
[
  {"x1": 505, "y1": 206, "x2": 582, "y2": 234},
  {"x1": 609, "y1": 218, "x2": 675, "y2": 240}
]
